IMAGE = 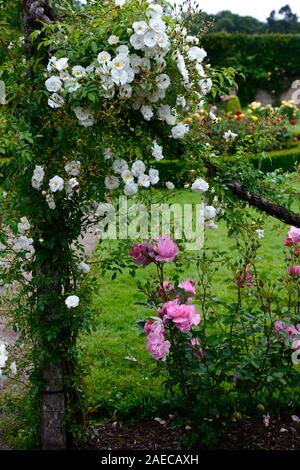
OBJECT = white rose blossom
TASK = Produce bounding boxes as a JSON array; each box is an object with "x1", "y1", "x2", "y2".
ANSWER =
[
  {"x1": 166, "y1": 181, "x2": 175, "y2": 190},
  {"x1": 65, "y1": 295, "x2": 80, "y2": 309},
  {"x1": 49, "y1": 176, "x2": 64, "y2": 192},
  {"x1": 191, "y1": 178, "x2": 209, "y2": 194},
  {"x1": 65, "y1": 161, "x2": 81, "y2": 176}
]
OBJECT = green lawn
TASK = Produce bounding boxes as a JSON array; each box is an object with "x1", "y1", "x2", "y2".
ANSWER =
[{"x1": 79, "y1": 174, "x2": 300, "y2": 422}]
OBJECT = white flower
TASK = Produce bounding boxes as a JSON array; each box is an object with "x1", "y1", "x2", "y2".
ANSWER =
[
  {"x1": 171, "y1": 123, "x2": 189, "y2": 139},
  {"x1": 18, "y1": 217, "x2": 31, "y2": 234},
  {"x1": 141, "y1": 105, "x2": 153, "y2": 121},
  {"x1": 78, "y1": 261, "x2": 90, "y2": 273},
  {"x1": 166, "y1": 181, "x2": 175, "y2": 190},
  {"x1": 105, "y1": 176, "x2": 120, "y2": 189},
  {"x1": 146, "y1": 3, "x2": 163, "y2": 18},
  {"x1": 47, "y1": 57, "x2": 69, "y2": 73},
  {"x1": 65, "y1": 295, "x2": 80, "y2": 309},
  {"x1": 199, "y1": 78, "x2": 212, "y2": 95},
  {"x1": 210, "y1": 112, "x2": 218, "y2": 122},
  {"x1": 256, "y1": 229, "x2": 265, "y2": 240},
  {"x1": 119, "y1": 84, "x2": 132, "y2": 98},
  {"x1": 45, "y1": 76, "x2": 62, "y2": 93},
  {"x1": 205, "y1": 220, "x2": 218, "y2": 230},
  {"x1": 108, "y1": 35, "x2": 120, "y2": 45},
  {"x1": 72, "y1": 65, "x2": 86, "y2": 78},
  {"x1": 66, "y1": 178, "x2": 79, "y2": 194},
  {"x1": 115, "y1": 0, "x2": 126, "y2": 5},
  {"x1": 113, "y1": 159, "x2": 128, "y2": 174},
  {"x1": 144, "y1": 31, "x2": 157, "y2": 48},
  {"x1": 149, "y1": 18, "x2": 166, "y2": 33},
  {"x1": 176, "y1": 53, "x2": 189, "y2": 81},
  {"x1": 15, "y1": 235, "x2": 34, "y2": 253},
  {"x1": 130, "y1": 34, "x2": 145, "y2": 50},
  {"x1": 121, "y1": 170, "x2": 134, "y2": 184},
  {"x1": 65, "y1": 78, "x2": 81, "y2": 93},
  {"x1": 48, "y1": 93, "x2": 65, "y2": 109},
  {"x1": 53, "y1": 57, "x2": 69, "y2": 72},
  {"x1": 292, "y1": 349, "x2": 300, "y2": 365},
  {"x1": 49, "y1": 176, "x2": 64, "y2": 192},
  {"x1": 188, "y1": 46, "x2": 207, "y2": 62},
  {"x1": 151, "y1": 140, "x2": 164, "y2": 161},
  {"x1": 124, "y1": 181, "x2": 138, "y2": 196},
  {"x1": 73, "y1": 107, "x2": 95, "y2": 126},
  {"x1": 130, "y1": 54, "x2": 143, "y2": 70},
  {"x1": 131, "y1": 160, "x2": 146, "y2": 177},
  {"x1": 176, "y1": 96, "x2": 186, "y2": 108},
  {"x1": 204, "y1": 205, "x2": 216, "y2": 220},
  {"x1": 65, "y1": 160, "x2": 81, "y2": 176},
  {"x1": 117, "y1": 45, "x2": 130, "y2": 55},
  {"x1": 155, "y1": 74, "x2": 170, "y2": 90},
  {"x1": 186, "y1": 35, "x2": 199, "y2": 44},
  {"x1": 191, "y1": 178, "x2": 209, "y2": 194},
  {"x1": 157, "y1": 104, "x2": 176, "y2": 125},
  {"x1": 104, "y1": 148, "x2": 113, "y2": 160},
  {"x1": 46, "y1": 194, "x2": 56, "y2": 210},
  {"x1": 0, "y1": 341, "x2": 8, "y2": 372},
  {"x1": 10, "y1": 361, "x2": 17, "y2": 375},
  {"x1": 133, "y1": 21, "x2": 148, "y2": 35},
  {"x1": 60, "y1": 70, "x2": 70, "y2": 81},
  {"x1": 97, "y1": 51, "x2": 111, "y2": 64},
  {"x1": 138, "y1": 174, "x2": 150, "y2": 188},
  {"x1": 155, "y1": 32, "x2": 169, "y2": 49},
  {"x1": 73, "y1": 0, "x2": 87, "y2": 8},
  {"x1": 32, "y1": 165, "x2": 45, "y2": 190},
  {"x1": 149, "y1": 168, "x2": 159, "y2": 185},
  {"x1": 224, "y1": 130, "x2": 238, "y2": 142}
]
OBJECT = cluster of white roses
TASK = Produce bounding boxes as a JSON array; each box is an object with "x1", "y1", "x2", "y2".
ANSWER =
[
  {"x1": 191, "y1": 177, "x2": 218, "y2": 229},
  {"x1": 45, "y1": 2, "x2": 211, "y2": 136},
  {"x1": 105, "y1": 158, "x2": 159, "y2": 195},
  {"x1": 14, "y1": 216, "x2": 35, "y2": 258},
  {"x1": 31, "y1": 161, "x2": 81, "y2": 209}
]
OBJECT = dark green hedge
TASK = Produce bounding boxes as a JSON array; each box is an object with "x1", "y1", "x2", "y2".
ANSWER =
[
  {"x1": 201, "y1": 33, "x2": 300, "y2": 105},
  {"x1": 154, "y1": 144, "x2": 300, "y2": 184}
]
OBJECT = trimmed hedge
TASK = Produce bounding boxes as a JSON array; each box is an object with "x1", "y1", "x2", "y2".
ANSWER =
[
  {"x1": 201, "y1": 33, "x2": 300, "y2": 105},
  {"x1": 154, "y1": 144, "x2": 300, "y2": 184}
]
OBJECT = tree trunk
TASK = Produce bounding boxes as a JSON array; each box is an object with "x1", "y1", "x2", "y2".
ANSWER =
[{"x1": 41, "y1": 362, "x2": 67, "y2": 450}]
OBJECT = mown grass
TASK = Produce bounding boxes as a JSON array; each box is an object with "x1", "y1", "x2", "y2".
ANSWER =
[{"x1": 79, "y1": 173, "x2": 300, "y2": 422}]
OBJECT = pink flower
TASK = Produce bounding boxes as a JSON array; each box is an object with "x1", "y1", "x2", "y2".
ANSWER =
[
  {"x1": 157, "y1": 299, "x2": 179, "y2": 317},
  {"x1": 236, "y1": 266, "x2": 255, "y2": 289},
  {"x1": 153, "y1": 237, "x2": 179, "y2": 262},
  {"x1": 284, "y1": 237, "x2": 293, "y2": 247},
  {"x1": 288, "y1": 226, "x2": 300, "y2": 245},
  {"x1": 191, "y1": 337, "x2": 203, "y2": 358},
  {"x1": 178, "y1": 279, "x2": 197, "y2": 296},
  {"x1": 163, "y1": 303, "x2": 200, "y2": 332},
  {"x1": 129, "y1": 241, "x2": 155, "y2": 267},
  {"x1": 156, "y1": 281, "x2": 175, "y2": 300},
  {"x1": 146, "y1": 320, "x2": 170, "y2": 361},
  {"x1": 288, "y1": 266, "x2": 300, "y2": 277},
  {"x1": 274, "y1": 321, "x2": 298, "y2": 337},
  {"x1": 144, "y1": 319, "x2": 154, "y2": 336}
]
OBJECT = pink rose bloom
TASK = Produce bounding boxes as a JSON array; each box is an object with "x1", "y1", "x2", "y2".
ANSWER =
[
  {"x1": 146, "y1": 320, "x2": 170, "y2": 361},
  {"x1": 288, "y1": 226, "x2": 300, "y2": 245},
  {"x1": 144, "y1": 319, "x2": 154, "y2": 336},
  {"x1": 288, "y1": 266, "x2": 300, "y2": 277},
  {"x1": 163, "y1": 303, "x2": 200, "y2": 332},
  {"x1": 191, "y1": 337, "x2": 203, "y2": 358},
  {"x1": 156, "y1": 281, "x2": 175, "y2": 300},
  {"x1": 129, "y1": 241, "x2": 155, "y2": 267},
  {"x1": 179, "y1": 279, "x2": 197, "y2": 296},
  {"x1": 157, "y1": 298, "x2": 179, "y2": 317},
  {"x1": 284, "y1": 237, "x2": 293, "y2": 247},
  {"x1": 274, "y1": 321, "x2": 300, "y2": 342},
  {"x1": 153, "y1": 237, "x2": 179, "y2": 262},
  {"x1": 292, "y1": 340, "x2": 300, "y2": 350},
  {"x1": 236, "y1": 266, "x2": 255, "y2": 288}
]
